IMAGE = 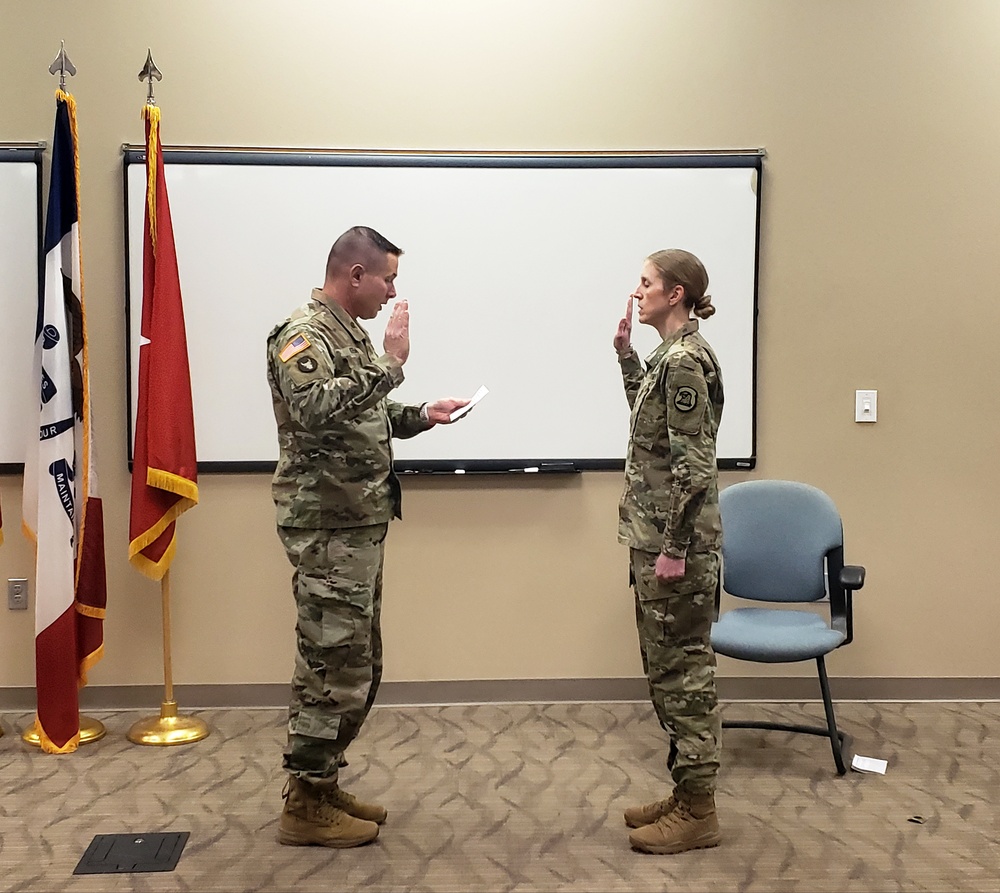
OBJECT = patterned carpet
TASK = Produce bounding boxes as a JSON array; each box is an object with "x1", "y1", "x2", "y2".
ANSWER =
[{"x1": 1, "y1": 701, "x2": 997, "y2": 892}]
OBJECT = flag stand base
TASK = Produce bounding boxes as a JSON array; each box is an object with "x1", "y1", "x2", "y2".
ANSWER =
[
  {"x1": 127, "y1": 699, "x2": 209, "y2": 746},
  {"x1": 22, "y1": 715, "x2": 107, "y2": 747}
]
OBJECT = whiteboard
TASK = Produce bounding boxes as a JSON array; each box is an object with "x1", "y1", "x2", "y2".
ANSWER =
[
  {"x1": 124, "y1": 151, "x2": 760, "y2": 472},
  {"x1": 0, "y1": 149, "x2": 42, "y2": 471}
]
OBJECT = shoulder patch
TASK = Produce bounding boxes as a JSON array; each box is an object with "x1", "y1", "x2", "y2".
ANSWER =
[
  {"x1": 279, "y1": 334, "x2": 310, "y2": 363},
  {"x1": 673, "y1": 385, "x2": 698, "y2": 413},
  {"x1": 666, "y1": 367, "x2": 708, "y2": 435}
]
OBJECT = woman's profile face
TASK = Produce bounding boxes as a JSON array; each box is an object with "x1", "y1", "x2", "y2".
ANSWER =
[{"x1": 631, "y1": 259, "x2": 677, "y2": 330}]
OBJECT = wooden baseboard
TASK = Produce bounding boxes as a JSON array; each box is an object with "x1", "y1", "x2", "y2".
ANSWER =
[{"x1": 1, "y1": 677, "x2": 998, "y2": 711}]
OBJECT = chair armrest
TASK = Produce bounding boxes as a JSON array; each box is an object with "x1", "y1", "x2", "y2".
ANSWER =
[{"x1": 839, "y1": 565, "x2": 865, "y2": 591}]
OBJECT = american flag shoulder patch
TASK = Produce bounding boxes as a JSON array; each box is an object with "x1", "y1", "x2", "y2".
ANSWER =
[{"x1": 279, "y1": 334, "x2": 310, "y2": 363}]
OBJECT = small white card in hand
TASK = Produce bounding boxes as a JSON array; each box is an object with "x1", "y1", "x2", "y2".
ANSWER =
[
  {"x1": 851, "y1": 754, "x2": 888, "y2": 774},
  {"x1": 450, "y1": 385, "x2": 489, "y2": 422}
]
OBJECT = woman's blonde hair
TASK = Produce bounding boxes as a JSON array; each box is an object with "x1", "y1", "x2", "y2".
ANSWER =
[{"x1": 647, "y1": 249, "x2": 715, "y2": 319}]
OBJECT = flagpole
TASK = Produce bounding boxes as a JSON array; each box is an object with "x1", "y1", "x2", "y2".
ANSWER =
[
  {"x1": 126, "y1": 52, "x2": 208, "y2": 748},
  {"x1": 162, "y1": 568, "x2": 174, "y2": 703},
  {"x1": 23, "y1": 43, "x2": 108, "y2": 754},
  {"x1": 126, "y1": 569, "x2": 209, "y2": 746},
  {"x1": 127, "y1": 570, "x2": 209, "y2": 745}
]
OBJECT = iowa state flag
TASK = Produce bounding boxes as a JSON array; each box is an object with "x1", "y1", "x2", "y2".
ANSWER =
[
  {"x1": 128, "y1": 104, "x2": 198, "y2": 579},
  {"x1": 21, "y1": 90, "x2": 107, "y2": 753}
]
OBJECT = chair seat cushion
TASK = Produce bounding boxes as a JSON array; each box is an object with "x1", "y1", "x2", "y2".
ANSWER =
[{"x1": 711, "y1": 608, "x2": 846, "y2": 663}]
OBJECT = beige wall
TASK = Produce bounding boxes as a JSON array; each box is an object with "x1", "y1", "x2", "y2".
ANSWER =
[{"x1": 1, "y1": 0, "x2": 998, "y2": 693}]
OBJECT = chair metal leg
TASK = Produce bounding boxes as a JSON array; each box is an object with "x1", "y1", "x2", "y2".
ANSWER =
[
  {"x1": 816, "y1": 655, "x2": 850, "y2": 775},
  {"x1": 722, "y1": 656, "x2": 851, "y2": 775}
]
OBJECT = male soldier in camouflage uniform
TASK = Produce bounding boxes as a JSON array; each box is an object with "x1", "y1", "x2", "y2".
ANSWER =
[
  {"x1": 613, "y1": 248, "x2": 725, "y2": 855},
  {"x1": 266, "y1": 226, "x2": 469, "y2": 848}
]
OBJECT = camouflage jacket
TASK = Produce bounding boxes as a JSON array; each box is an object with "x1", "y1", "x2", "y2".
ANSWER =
[
  {"x1": 617, "y1": 319, "x2": 724, "y2": 557},
  {"x1": 266, "y1": 289, "x2": 428, "y2": 528}
]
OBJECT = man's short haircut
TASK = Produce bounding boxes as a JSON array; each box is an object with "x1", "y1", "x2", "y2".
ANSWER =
[{"x1": 326, "y1": 226, "x2": 403, "y2": 278}]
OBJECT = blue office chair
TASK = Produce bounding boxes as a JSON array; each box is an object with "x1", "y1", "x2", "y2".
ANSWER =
[{"x1": 711, "y1": 480, "x2": 866, "y2": 775}]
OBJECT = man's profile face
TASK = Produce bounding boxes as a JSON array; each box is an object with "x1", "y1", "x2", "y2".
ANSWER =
[{"x1": 352, "y1": 252, "x2": 399, "y2": 319}]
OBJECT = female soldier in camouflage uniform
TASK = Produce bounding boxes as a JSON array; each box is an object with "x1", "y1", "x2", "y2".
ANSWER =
[{"x1": 614, "y1": 249, "x2": 724, "y2": 855}]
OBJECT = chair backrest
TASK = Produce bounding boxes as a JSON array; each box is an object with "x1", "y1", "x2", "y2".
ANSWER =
[{"x1": 720, "y1": 480, "x2": 843, "y2": 603}]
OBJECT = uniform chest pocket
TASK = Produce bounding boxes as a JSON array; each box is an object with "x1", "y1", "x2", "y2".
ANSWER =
[
  {"x1": 329, "y1": 345, "x2": 373, "y2": 373},
  {"x1": 631, "y1": 380, "x2": 667, "y2": 450}
]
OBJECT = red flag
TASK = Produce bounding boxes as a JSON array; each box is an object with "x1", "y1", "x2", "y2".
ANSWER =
[
  {"x1": 22, "y1": 90, "x2": 107, "y2": 753},
  {"x1": 128, "y1": 105, "x2": 198, "y2": 579}
]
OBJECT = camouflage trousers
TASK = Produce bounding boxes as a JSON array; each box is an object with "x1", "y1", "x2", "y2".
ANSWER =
[
  {"x1": 278, "y1": 523, "x2": 388, "y2": 785},
  {"x1": 631, "y1": 548, "x2": 722, "y2": 795}
]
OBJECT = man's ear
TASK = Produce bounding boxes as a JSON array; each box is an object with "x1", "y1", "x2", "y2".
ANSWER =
[{"x1": 349, "y1": 263, "x2": 365, "y2": 286}]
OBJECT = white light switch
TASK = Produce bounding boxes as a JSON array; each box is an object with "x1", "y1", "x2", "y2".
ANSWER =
[{"x1": 855, "y1": 389, "x2": 877, "y2": 422}]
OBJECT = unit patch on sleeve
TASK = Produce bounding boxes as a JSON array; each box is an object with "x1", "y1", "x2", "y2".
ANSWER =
[
  {"x1": 296, "y1": 355, "x2": 318, "y2": 373},
  {"x1": 673, "y1": 386, "x2": 698, "y2": 413},
  {"x1": 279, "y1": 334, "x2": 311, "y2": 363},
  {"x1": 666, "y1": 368, "x2": 708, "y2": 435}
]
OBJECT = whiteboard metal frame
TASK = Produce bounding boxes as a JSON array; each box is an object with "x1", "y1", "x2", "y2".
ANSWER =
[
  {"x1": 0, "y1": 146, "x2": 44, "y2": 473},
  {"x1": 122, "y1": 148, "x2": 762, "y2": 475}
]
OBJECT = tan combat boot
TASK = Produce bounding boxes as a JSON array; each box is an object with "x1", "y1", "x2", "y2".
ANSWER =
[
  {"x1": 628, "y1": 790, "x2": 721, "y2": 854},
  {"x1": 278, "y1": 777, "x2": 380, "y2": 848},
  {"x1": 623, "y1": 792, "x2": 678, "y2": 828},
  {"x1": 325, "y1": 786, "x2": 388, "y2": 825}
]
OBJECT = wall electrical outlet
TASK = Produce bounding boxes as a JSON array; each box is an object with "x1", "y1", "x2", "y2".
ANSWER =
[{"x1": 8, "y1": 578, "x2": 29, "y2": 611}]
